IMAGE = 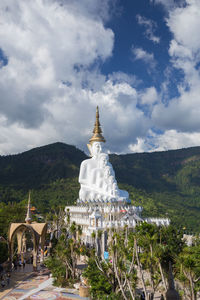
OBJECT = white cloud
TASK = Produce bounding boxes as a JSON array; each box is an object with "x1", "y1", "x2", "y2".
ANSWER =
[
  {"x1": 129, "y1": 137, "x2": 149, "y2": 153},
  {"x1": 130, "y1": 0, "x2": 200, "y2": 153},
  {"x1": 140, "y1": 87, "x2": 159, "y2": 106},
  {"x1": 152, "y1": 85, "x2": 200, "y2": 132},
  {"x1": 0, "y1": 0, "x2": 151, "y2": 155},
  {"x1": 150, "y1": 130, "x2": 200, "y2": 152},
  {"x1": 0, "y1": 116, "x2": 58, "y2": 155},
  {"x1": 108, "y1": 72, "x2": 141, "y2": 86},
  {"x1": 152, "y1": 0, "x2": 200, "y2": 136},
  {"x1": 55, "y1": 0, "x2": 119, "y2": 23},
  {"x1": 167, "y1": 1, "x2": 200, "y2": 54},
  {"x1": 0, "y1": 0, "x2": 114, "y2": 150},
  {"x1": 169, "y1": 40, "x2": 193, "y2": 60},
  {"x1": 136, "y1": 14, "x2": 160, "y2": 43},
  {"x1": 1, "y1": 0, "x2": 200, "y2": 155},
  {"x1": 131, "y1": 47, "x2": 157, "y2": 69},
  {"x1": 129, "y1": 129, "x2": 200, "y2": 153}
]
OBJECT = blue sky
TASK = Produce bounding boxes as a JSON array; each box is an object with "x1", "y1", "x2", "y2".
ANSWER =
[
  {"x1": 0, "y1": 0, "x2": 200, "y2": 155},
  {"x1": 102, "y1": 1, "x2": 183, "y2": 98}
]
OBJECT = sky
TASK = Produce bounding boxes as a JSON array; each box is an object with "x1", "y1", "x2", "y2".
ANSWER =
[{"x1": 1, "y1": 0, "x2": 200, "y2": 155}]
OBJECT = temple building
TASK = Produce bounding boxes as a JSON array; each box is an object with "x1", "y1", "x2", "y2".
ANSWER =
[
  {"x1": 65, "y1": 107, "x2": 170, "y2": 247},
  {"x1": 8, "y1": 193, "x2": 47, "y2": 270}
]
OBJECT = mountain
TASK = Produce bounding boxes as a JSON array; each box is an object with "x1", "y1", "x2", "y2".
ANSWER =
[
  {"x1": 110, "y1": 146, "x2": 200, "y2": 192},
  {"x1": 110, "y1": 148, "x2": 200, "y2": 233},
  {"x1": 0, "y1": 142, "x2": 200, "y2": 233},
  {"x1": 0, "y1": 142, "x2": 87, "y2": 186}
]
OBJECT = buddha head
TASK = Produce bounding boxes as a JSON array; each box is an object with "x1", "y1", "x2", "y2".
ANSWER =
[{"x1": 90, "y1": 141, "x2": 102, "y2": 158}]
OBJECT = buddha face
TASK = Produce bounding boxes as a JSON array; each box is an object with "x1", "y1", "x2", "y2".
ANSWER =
[{"x1": 91, "y1": 142, "x2": 102, "y2": 157}]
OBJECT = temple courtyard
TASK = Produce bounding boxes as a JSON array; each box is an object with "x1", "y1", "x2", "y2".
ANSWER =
[
  {"x1": 0, "y1": 265, "x2": 90, "y2": 300},
  {"x1": 0, "y1": 264, "x2": 166, "y2": 300}
]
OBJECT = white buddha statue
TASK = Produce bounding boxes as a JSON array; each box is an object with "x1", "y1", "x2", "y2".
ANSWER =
[
  {"x1": 79, "y1": 141, "x2": 102, "y2": 186},
  {"x1": 91, "y1": 153, "x2": 109, "y2": 190},
  {"x1": 79, "y1": 106, "x2": 106, "y2": 202},
  {"x1": 78, "y1": 106, "x2": 129, "y2": 203},
  {"x1": 79, "y1": 141, "x2": 103, "y2": 201}
]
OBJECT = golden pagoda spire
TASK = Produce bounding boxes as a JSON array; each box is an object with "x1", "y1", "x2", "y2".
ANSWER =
[
  {"x1": 25, "y1": 191, "x2": 32, "y2": 224},
  {"x1": 89, "y1": 106, "x2": 106, "y2": 145}
]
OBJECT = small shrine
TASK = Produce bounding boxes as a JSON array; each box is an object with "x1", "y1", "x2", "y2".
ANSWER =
[{"x1": 8, "y1": 192, "x2": 47, "y2": 270}]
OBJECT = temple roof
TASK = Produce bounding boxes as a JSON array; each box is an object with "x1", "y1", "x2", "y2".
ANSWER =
[{"x1": 89, "y1": 106, "x2": 106, "y2": 144}]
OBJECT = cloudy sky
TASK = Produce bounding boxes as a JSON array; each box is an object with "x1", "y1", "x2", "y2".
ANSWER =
[{"x1": 0, "y1": 0, "x2": 200, "y2": 155}]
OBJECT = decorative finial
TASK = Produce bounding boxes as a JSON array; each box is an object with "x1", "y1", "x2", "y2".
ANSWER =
[
  {"x1": 89, "y1": 106, "x2": 106, "y2": 145},
  {"x1": 25, "y1": 191, "x2": 32, "y2": 224}
]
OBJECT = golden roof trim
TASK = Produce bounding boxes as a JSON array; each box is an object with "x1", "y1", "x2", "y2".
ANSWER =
[{"x1": 89, "y1": 106, "x2": 106, "y2": 144}]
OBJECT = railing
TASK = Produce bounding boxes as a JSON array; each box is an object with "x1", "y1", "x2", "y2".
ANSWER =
[
  {"x1": 65, "y1": 206, "x2": 88, "y2": 213},
  {"x1": 102, "y1": 219, "x2": 137, "y2": 228},
  {"x1": 144, "y1": 218, "x2": 170, "y2": 226},
  {"x1": 70, "y1": 217, "x2": 90, "y2": 225}
]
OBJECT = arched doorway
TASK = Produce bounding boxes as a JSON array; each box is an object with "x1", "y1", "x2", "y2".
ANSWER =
[{"x1": 8, "y1": 194, "x2": 47, "y2": 271}]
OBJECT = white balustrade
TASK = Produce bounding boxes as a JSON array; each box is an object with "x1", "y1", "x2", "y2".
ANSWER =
[
  {"x1": 65, "y1": 206, "x2": 89, "y2": 213},
  {"x1": 70, "y1": 217, "x2": 90, "y2": 225},
  {"x1": 144, "y1": 218, "x2": 170, "y2": 226}
]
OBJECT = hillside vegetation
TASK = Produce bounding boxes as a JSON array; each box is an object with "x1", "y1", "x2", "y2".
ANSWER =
[{"x1": 0, "y1": 142, "x2": 200, "y2": 234}]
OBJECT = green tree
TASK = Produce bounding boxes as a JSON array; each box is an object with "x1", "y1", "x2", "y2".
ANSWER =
[
  {"x1": 177, "y1": 238, "x2": 200, "y2": 300},
  {"x1": 83, "y1": 258, "x2": 114, "y2": 299},
  {"x1": 84, "y1": 227, "x2": 137, "y2": 300},
  {"x1": 45, "y1": 222, "x2": 85, "y2": 286},
  {"x1": 134, "y1": 223, "x2": 159, "y2": 298}
]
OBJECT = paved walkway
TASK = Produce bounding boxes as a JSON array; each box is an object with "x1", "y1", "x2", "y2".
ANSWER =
[
  {"x1": 0, "y1": 264, "x2": 171, "y2": 299},
  {"x1": 0, "y1": 264, "x2": 33, "y2": 299},
  {"x1": 0, "y1": 265, "x2": 89, "y2": 300}
]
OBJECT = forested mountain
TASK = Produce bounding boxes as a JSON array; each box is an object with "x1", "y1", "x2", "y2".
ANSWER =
[
  {"x1": 0, "y1": 142, "x2": 200, "y2": 233},
  {"x1": 0, "y1": 142, "x2": 86, "y2": 186}
]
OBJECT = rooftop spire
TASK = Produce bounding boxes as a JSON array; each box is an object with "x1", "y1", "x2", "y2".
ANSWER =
[
  {"x1": 89, "y1": 106, "x2": 106, "y2": 145},
  {"x1": 25, "y1": 191, "x2": 32, "y2": 224}
]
